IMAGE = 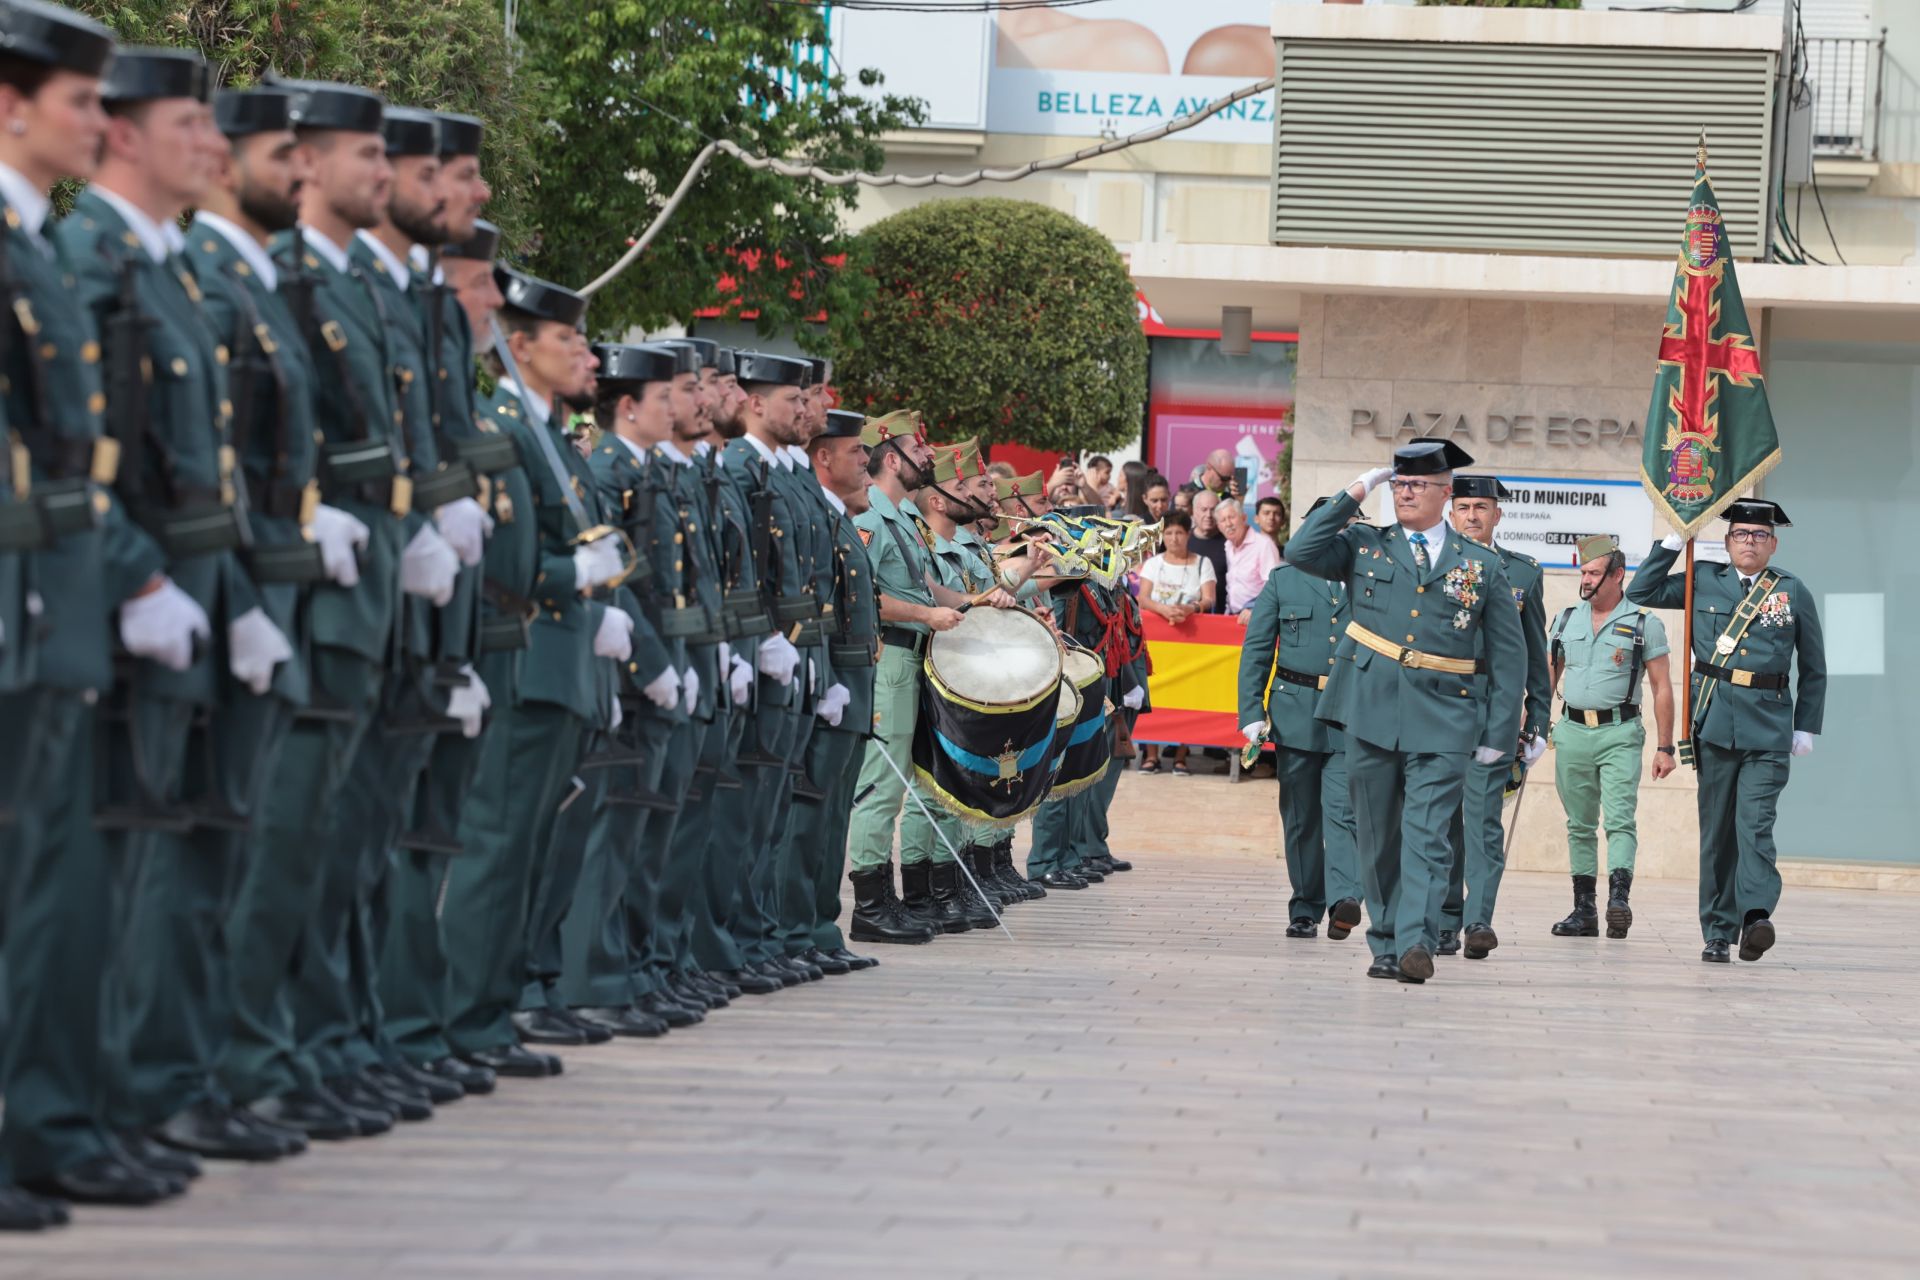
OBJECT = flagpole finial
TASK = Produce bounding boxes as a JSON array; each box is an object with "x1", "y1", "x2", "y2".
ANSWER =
[{"x1": 1697, "y1": 129, "x2": 1708, "y2": 171}]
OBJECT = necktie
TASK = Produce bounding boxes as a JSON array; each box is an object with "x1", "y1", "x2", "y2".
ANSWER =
[
  {"x1": 1410, "y1": 532, "x2": 1430, "y2": 573},
  {"x1": 1741, "y1": 576, "x2": 1754, "y2": 594}
]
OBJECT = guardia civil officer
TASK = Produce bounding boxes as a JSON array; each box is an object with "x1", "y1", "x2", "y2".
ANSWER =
[
  {"x1": 1285, "y1": 439, "x2": 1526, "y2": 983},
  {"x1": 1627, "y1": 499, "x2": 1826, "y2": 963},
  {"x1": 1436, "y1": 475, "x2": 1550, "y2": 960},
  {"x1": 1238, "y1": 496, "x2": 1362, "y2": 942},
  {"x1": 1548, "y1": 534, "x2": 1675, "y2": 940}
]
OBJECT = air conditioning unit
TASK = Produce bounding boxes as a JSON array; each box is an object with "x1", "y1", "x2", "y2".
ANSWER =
[{"x1": 1270, "y1": 8, "x2": 1783, "y2": 259}]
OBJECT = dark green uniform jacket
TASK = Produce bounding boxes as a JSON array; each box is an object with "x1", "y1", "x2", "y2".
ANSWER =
[{"x1": 1237, "y1": 565, "x2": 1348, "y2": 755}]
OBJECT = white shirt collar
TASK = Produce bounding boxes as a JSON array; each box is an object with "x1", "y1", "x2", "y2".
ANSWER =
[
  {"x1": 0, "y1": 163, "x2": 51, "y2": 237},
  {"x1": 301, "y1": 225, "x2": 351, "y2": 275},
  {"x1": 355, "y1": 229, "x2": 412, "y2": 291},
  {"x1": 819, "y1": 485, "x2": 847, "y2": 516},
  {"x1": 693, "y1": 440, "x2": 713, "y2": 458},
  {"x1": 615, "y1": 433, "x2": 650, "y2": 464},
  {"x1": 1400, "y1": 516, "x2": 1451, "y2": 556},
  {"x1": 498, "y1": 376, "x2": 549, "y2": 427},
  {"x1": 405, "y1": 242, "x2": 445, "y2": 284},
  {"x1": 658, "y1": 440, "x2": 693, "y2": 466},
  {"x1": 90, "y1": 185, "x2": 174, "y2": 263},
  {"x1": 192, "y1": 212, "x2": 278, "y2": 291},
  {"x1": 744, "y1": 433, "x2": 788, "y2": 470},
  {"x1": 784, "y1": 444, "x2": 810, "y2": 468}
]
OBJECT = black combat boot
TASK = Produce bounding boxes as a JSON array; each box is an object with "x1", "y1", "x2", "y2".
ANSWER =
[
  {"x1": 848, "y1": 863, "x2": 936, "y2": 945},
  {"x1": 993, "y1": 839, "x2": 1043, "y2": 900},
  {"x1": 904, "y1": 858, "x2": 968, "y2": 933},
  {"x1": 1605, "y1": 868, "x2": 1634, "y2": 939},
  {"x1": 1550, "y1": 875, "x2": 1600, "y2": 937},
  {"x1": 933, "y1": 860, "x2": 998, "y2": 931}
]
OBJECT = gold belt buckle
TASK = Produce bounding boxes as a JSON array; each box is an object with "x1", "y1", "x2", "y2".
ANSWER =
[
  {"x1": 1581, "y1": 709, "x2": 1600, "y2": 728},
  {"x1": 1731, "y1": 670, "x2": 1754, "y2": 688},
  {"x1": 1316, "y1": 675, "x2": 1328, "y2": 691},
  {"x1": 1397, "y1": 646, "x2": 1418, "y2": 668}
]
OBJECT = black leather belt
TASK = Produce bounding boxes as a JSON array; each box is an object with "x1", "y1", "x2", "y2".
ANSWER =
[
  {"x1": 880, "y1": 625, "x2": 927, "y2": 655},
  {"x1": 480, "y1": 578, "x2": 533, "y2": 652},
  {"x1": 829, "y1": 639, "x2": 876, "y2": 668},
  {"x1": 1271, "y1": 664, "x2": 1329, "y2": 692},
  {"x1": 1693, "y1": 660, "x2": 1788, "y2": 691},
  {"x1": 1560, "y1": 702, "x2": 1639, "y2": 728}
]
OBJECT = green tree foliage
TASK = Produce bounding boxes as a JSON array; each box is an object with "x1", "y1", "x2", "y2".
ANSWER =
[
  {"x1": 841, "y1": 198, "x2": 1147, "y2": 454},
  {"x1": 515, "y1": 0, "x2": 920, "y2": 342}
]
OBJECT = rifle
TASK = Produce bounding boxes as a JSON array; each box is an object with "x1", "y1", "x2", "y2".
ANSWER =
[{"x1": 102, "y1": 254, "x2": 156, "y2": 508}]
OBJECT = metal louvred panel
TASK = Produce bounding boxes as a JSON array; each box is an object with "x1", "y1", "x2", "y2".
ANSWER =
[{"x1": 1270, "y1": 40, "x2": 1777, "y2": 259}]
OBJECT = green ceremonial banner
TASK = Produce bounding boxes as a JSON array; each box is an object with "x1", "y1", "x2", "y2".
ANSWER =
[{"x1": 1639, "y1": 150, "x2": 1783, "y2": 537}]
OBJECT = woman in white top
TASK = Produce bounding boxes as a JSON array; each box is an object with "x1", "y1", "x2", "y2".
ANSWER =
[{"x1": 1132, "y1": 510, "x2": 1215, "y2": 775}]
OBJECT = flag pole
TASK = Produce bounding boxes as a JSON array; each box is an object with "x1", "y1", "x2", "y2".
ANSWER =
[{"x1": 1680, "y1": 536, "x2": 1696, "y2": 767}]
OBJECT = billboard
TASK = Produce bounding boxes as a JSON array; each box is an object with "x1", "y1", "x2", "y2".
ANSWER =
[{"x1": 1147, "y1": 335, "x2": 1297, "y2": 507}]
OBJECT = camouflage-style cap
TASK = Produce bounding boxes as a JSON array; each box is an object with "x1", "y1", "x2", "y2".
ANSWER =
[
  {"x1": 993, "y1": 474, "x2": 1018, "y2": 501},
  {"x1": 1576, "y1": 534, "x2": 1618, "y2": 565},
  {"x1": 931, "y1": 445, "x2": 968, "y2": 486},
  {"x1": 857, "y1": 409, "x2": 924, "y2": 450},
  {"x1": 1014, "y1": 470, "x2": 1045, "y2": 498}
]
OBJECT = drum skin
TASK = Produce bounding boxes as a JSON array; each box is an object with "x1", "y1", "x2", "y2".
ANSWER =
[
  {"x1": 927, "y1": 607, "x2": 1061, "y2": 709},
  {"x1": 913, "y1": 606, "x2": 1066, "y2": 825}
]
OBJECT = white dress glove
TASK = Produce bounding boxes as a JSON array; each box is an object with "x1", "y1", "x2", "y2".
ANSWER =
[
  {"x1": 1242, "y1": 721, "x2": 1269, "y2": 746},
  {"x1": 1791, "y1": 730, "x2": 1814, "y2": 757},
  {"x1": 119, "y1": 578, "x2": 211, "y2": 672},
  {"x1": 817, "y1": 682, "x2": 850, "y2": 727},
  {"x1": 1521, "y1": 735, "x2": 1548, "y2": 766},
  {"x1": 571, "y1": 536, "x2": 625, "y2": 589},
  {"x1": 642, "y1": 665, "x2": 681, "y2": 710},
  {"x1": 729, "y1": 653, "x2": 754, "y2": 706},
  {"x1": 307, "y1": 503, "x2": 369, "y2": 588},
  {"x1": 1350, "y1": 466, "x2": 1393, "y2": 497},
  {"x1": 228, "y1": 606, "x2": 293, "y2": 695},
  {"x1": 433, "y1": 496, "x2": 494, "y2": 568},
  {"x1": 1122, "y1": 684, "x2": 1145, "y2": 711},
  {"x1": 400, "y1": 524, "x2": 460, "y2": 605},
  {"x1": 682, "y1": 664, "x2": 700, "y2": 714},
  {"x1": 719, "y1": 641, "x2": 732, "y2": 672},
  {"x1": 757, "y1": 633, "x2": 800, "y2": 685},
  {"x1": 444, "y1": 663, "x2": 491, "y2": 739},
  {"x1": 1661, "y1": 532, "x2": 1686, "y2": 552},
  {"x1": 1473, "y1": 746, "x2": 1505, "y2": 765},
  {"x1": 593, "y1": 608, "x2": 635, "y2": 661},
  {"x1": 807, "y1": 657, "x2": 818, "y2": 694},
  {"x1": 608, "y1": 690, "x2": 624, "y2": 731}
]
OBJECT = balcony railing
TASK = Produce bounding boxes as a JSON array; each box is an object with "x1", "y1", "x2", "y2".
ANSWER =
[{"x1": 1805, "y1": 33, "x2": 1886, "y2": 160}]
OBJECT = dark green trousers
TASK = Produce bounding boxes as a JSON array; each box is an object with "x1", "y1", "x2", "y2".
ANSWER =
[
  {"x1": 1440, "y1": 753, "x2": 1514, "y2": 934},
  {"x1": 442, "y1": 699, "x2": 581, "y2": 1054},
  {"x1": 517, "y1": 724, "x2": 594, "y2": 1013},
  {"x1": 1347, "y1": 738, "x2": 1470, "y2": 959},
  {"x1": 684, "y1": 705, "x2": 747, "y2": 975},
  {"x1": 1076, "y1": 710, "x2": 1134, "y2": 863},
  {"x1": 222, "y1": 648, "x2": 380, "y2": 1104},
  {"x1": 1027, "y1": 786, "x2": 1085, "y2": 879},
  {"x1": 744, "y1": 701, "x2": 813, "y2": 964},
  {"x1": 716, "y1": 686, "x2": 802, "y2": 966},
  {"x1": 1695, "y1": 741, "x2": 1788, "y2": 943},
  {"x1": 1275, "y1": 745, "x2": 1361, "y2": 922},
  {"x1": 630, "y1": 717, "x2": 708, "y2": 991},
  {"x1": 0, "y1": 691, "x2": 115, "y2": 1181},
  {"x1": 781, "y1": 726, "x2": 862, "y2": 957},
  {"x1": 108, "y1": 692, "x2": 293, "y2": 1131}
]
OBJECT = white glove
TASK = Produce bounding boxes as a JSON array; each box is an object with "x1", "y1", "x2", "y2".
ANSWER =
[
  {"x1": 1121, "y1": 684, "x2": 1145, "y2": 711},
  {"x1": 808, "y1": 657, "x2": 818, "y2": 695},
  {"x1": 719, "y1": 641, "x2": 732, "y2": 672},
  {"x1": 307, "y1": 503, "x2": 369, "y2": 588},
  {"x1": 1521, "y1": 735, "x2": 1548, "y2": 766},
  {"x1": 1350, "y1": 466, "x2": 1393, "y2": 496},
  {"x1": 729, "y1": 653, "x2": 754, "y2": 706},
  {"x1": 571, "y1": 536, "x2": 624, "y2": 589},
  {"x1": 1242, "y1": 721, "x2": 1268, "y2": 746},
  {"x1": 642, "y1": 664, "x2": 680, "y2": 710},
  {"x1": 445, "y1": 663, "x2": 491, "y2": 738},
  {"x1": 1791, "y1": 730, "x2": 1814, "y2": 757},
  {"x1": 119, "y1": 578, "x2": 211, "y2": 672},
  {"x1": 228, "y1": 606, "x2": 293, "y2": 695},
  {"x1": 433, "y1": 496, "x2": 493, "y2": 568},
  {"x1": 608, "y1": 690, "x2": 624, "y2": 730},
  {"x1": 400, "y1": 524, "x2": 460, "y2": 605},
  {"x1": 1473, "y1": 746, "x2": 1505, "y2": 765},
  {"x1": 1661, "y1": 532, "x2": 1686, "y2": 552},
  {"x1": 593, "y1": 608, "x2": 635, "y2": 661},
  {"x1": 682, "y1": 664, "x2": 700, "y2": 714},
  {"x1": 818, "y1": 682, "x2": 850, "y2": 727},
  {"x1": 757, "y1": 632, "x2": 800, "y2": 685}
]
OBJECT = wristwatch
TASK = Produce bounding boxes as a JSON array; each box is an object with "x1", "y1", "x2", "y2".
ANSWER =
[{"x1": 1656, "y1": 746, "x2": 1676, "y2": 756}]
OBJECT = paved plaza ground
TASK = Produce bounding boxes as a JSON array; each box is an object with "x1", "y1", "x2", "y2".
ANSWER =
[{"x1": 6, "y1": 772, "x2": 1917, "y2": 1279}]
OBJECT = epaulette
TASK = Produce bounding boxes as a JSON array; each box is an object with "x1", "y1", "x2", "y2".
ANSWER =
[{"x1": 1507, "y1": 548, "x2": 1538, "y2": 567}]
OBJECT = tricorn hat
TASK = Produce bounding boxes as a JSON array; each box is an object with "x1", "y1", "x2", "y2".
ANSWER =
[
  {"x1": 435, "y1": 111, "x2": 482, "y2": 158},
  {"x1": 277, "y1": 78, "x2": 384, "y2": 134},
  {"x1": 734, "y1": 351, "x2": 810, "y2": 388},
  {"x1": 495, "y1": 265, "x2": 587, "y2": 328},
  {"x1": 592, "y1": 343, "x2": 680, "y2": 390},
  {"x1": 213, "y1": 88, "x2": 293, "y2": 138},
  {"x1": 1451, "y1": 474, "x2": 1510, "y2": 501},
  {"x1": 1394, "y1": 436, "x2": 1475, "y2": 476},
  {"x1": 102, "y1": 47, "x2": 210, "y2": 105},
  {"x1": 818, "y1": 408, "x2": 865, "y2": 440},
  {"x1": 1723, "y1": 498, "x2": 1790, "y2": 528},
  {"x1": 441, "y1": 217, "x2": 500, "y2": 262},
  {"x1": 381, "y1": 105, "x2": 439, "y2": 157},
  {"x1": 0, "y1": 0, "x2": 114, "y2": 77}
]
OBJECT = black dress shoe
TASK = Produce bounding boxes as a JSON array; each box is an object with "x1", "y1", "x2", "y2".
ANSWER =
[
  {"x1": 1398, "y1": 946, "x2": 1435, "y2": 983},
  {"x1": 720, "y1": 966, "x2": 785, "y2": 995},
  {"x1": 1285, "y1": 917, "x2": 1318, "y2": 939},
  {"x1": 573, "y1": 1005, "x2": 669, "y2": 1038},
  {"x1": 0, "y1": 1185, "x2": 67, "y2": 1230},
  {"x1": 637, "y1": 990, "x2": 704, "y2": 1027},
  {"x1": 230, "y1": 1108, "x2": 308, "y2": 1157},
  {"x1": 752, "y1": 958, "x2": 803, "y2": 988},
  {"x1": 249, "y1": 1087, "x2": 366, "y2": 1141},
  {"x1": 1366, "y1": 954, "x2": 1400, "y2": 980},
  {"x1": 1463, "y1": 923, "x2": 1498, "y2": 961},
  {"x1": 1739, "y1": 917, "x2": 1776, "y2": 963},
  {"x1": 556, "y1": 1008, "x2": 615, "y2": 1043},
  {"x1": 802, "y1": 946, "x2": 851, "y2": 976},
  {"x1": 703, "y1": 970, "x2": 746, "y2": 997},
  {"x1": 1091, "y1": 854, "x2": 1132, "y2": 873},
  {"x1": 1072, "y1": 861, "x2": 1106, "y2": 883},
  {"x1": 1702, "y1": 939, "x2": 1732, "y2": 963},
  {"x1": 824, "y1": 945, "x2": 878, "y2": 971},
  {"x1": 424, "y1": 1055, "x2": 496, "y2": 1096},
  {"x1": 118, "y1": 1131, "x2": 201, "y2": 1180},
  {"x1": 155, "y1": 1099, "x2": 287, "y2": 1162},
  {"x1": 1327, "y1": 898, "x2": 1363, "y2": 941},
  {"x1": 337, "y1": 1071, "x2": 431, "y2": 1123},
  {"x1": 23, "y1": 1154, "x2": 181, "y2": 1206},
  {"x1": 1435, "y1": 929, "x2": 1461, "y2": 956},
  {"x1": 678, "y1": 972, "x2": 732, "y2": 1006},
  {"x1": 1037, "y1": 870, "x2": 1087, "y2": 890},
  {"x1": 513, "y1": 1006, "x2": 593, "y2": 1045},
  {"x1": 386, "y1": 1059, "x2": 465, "y2": 1104},
  {"x1": 463, "y1": 1043, "x2": 562, "y2": 1078},
  {"x1": 773, "y1": 954, "x2": 824, "y2": 982}
]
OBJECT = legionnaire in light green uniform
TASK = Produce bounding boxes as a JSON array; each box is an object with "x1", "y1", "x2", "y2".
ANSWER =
[
  {"x1": 1285, "y1": 439, "x2": 1526, "y2": 985},
  {"x1": 1547, "y1": 533, "x2": 1675, "y2": 941},
  {"x1": 1238, "y1": 497, "x2": 1362, "y2": 942},
  {"x1": 0, "y1": 4, "x2": 196, "y2": 1222},
  {"x1": 1437, "y1": 475, "x2": 1551, "y2": 960},
  {"x1": 1627, "y1": 499, "x2": 1826, "y2": 964},
  {"x1": 65, "y1": 49, "x2": 291, "y2": 1191}
]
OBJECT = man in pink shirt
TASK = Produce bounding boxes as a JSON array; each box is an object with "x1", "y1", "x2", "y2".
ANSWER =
[{"x1": 1220, "y1": 499, "x2": 1283, "y2": 619}]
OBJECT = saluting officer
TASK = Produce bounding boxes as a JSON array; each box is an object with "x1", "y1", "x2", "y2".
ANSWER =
[
  {"x1": 1238, "y1": 496, "x2": 1362, "y2": 943},
  {"x1": 1437, "y1": 475, "x2": 1550, "y2": 961},
  {"x1": 1285, "y1": 439, "x2": 1526, "y2": 984},
  {"x1": 1627, "y1": 499, "x2": 1826, "y2": 963}
]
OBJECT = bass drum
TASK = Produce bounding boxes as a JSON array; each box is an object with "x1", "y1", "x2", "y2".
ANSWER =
[
  {"x1": 1050, "y1": 646, "x2": 1111, "y2": 800},
  {"x1": 912, "y1": 606, "x2": 1064, "y2": 825}
]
